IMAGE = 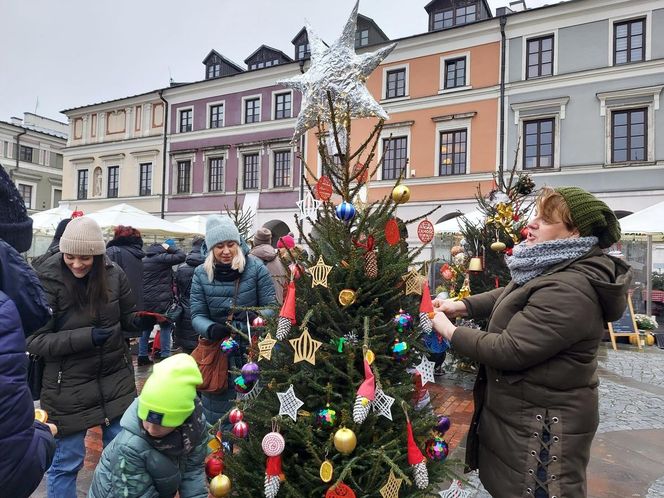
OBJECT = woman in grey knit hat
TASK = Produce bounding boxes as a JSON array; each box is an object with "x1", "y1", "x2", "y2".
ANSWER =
[{"x1": 27, "y1": 216, "x2": 140, "y2": 498}]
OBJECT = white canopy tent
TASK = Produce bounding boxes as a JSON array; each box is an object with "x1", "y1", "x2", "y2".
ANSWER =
[
  {"x1": 174, "y1": 215, "x2": 208, "y2": 235},
  {"x1": 86, "y1": 203, "x2": 197, "y2": 237},
  {"x1": 30, "y1": 205, "x2": 73, "y2": 233},
  {"x1": 434, "y1": 208, "x2": 485, "y2": 234}
]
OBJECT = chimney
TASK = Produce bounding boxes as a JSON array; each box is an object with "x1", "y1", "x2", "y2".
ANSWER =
[
  {"x1": 509, "y1": 0, "x2": 527, "y2": 12},
  {"x1": 10, "y1": 116, "x2": 23, "y2": 126}
]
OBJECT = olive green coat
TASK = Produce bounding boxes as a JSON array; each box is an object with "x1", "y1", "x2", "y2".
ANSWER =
[{"x1": 452, "y1": 247, "x2": 631, "y2": 498}]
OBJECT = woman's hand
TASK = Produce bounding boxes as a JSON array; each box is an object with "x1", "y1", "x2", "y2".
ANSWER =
[
  {"x1": 46, "y1": 423, "x2": 58, "y2": 436},
  {"x1": 432, "y1": 312, "x2": 457, "y2": 341},
  {"x1": 432, "y1": 298, "x2": 468, "y2": 319}
]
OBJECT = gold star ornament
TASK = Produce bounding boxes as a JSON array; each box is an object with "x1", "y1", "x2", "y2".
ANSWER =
[
  {"x1": 307, "y1": 255, "x2": 333, "y2": 288},
  {"x1": 289, "y1": 327, "x2": 323, "y2": 365},
  {"x1": 258, "y1": 333, "x2": 277, "y2": 361},
  {"x1": 402, "y1": 268, "x2": 425, "y2": 296},
  {"x1": 380, "y1": 470, "x2": 403, "y2": 498}
]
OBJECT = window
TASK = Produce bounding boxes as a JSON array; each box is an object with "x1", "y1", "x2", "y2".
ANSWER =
[
  {"x1": 614, "y1": 18, "x2": 645, "y2": 65},
  {"x1": 208, "y1": 157, "x2": 224, "y2": 192},
  {"x1": 355, "y1": 29, "x2": 369, "y2": 47},
  {"x1": 207, "y1": 63, "x2": 221, "y2": 79},
  {"x1": 273, "y1": 151, "x2": 291, "y2": 188},
  {"x1": 139, "y1": 163, "x2": 152, "y2": 196},
  {"x1": 243, "y1": 154, "x2": 259, "y2": 190},
  {"x1": 445, "y1": 57, "x2": 466, "y2": 89},
  {"x1": 244, "y1": 98, "x2": 260, "y2": 124},
  {"x1": 17, "y1": 184, "x2": 32, "y2": 209},
  {"x1": 382, "y1": 137, "x2": 408, "y2": 180},
  {"x1": 77, "y1": 169, "x2": 88, "y2": 200},
  {"x1": 526, "y1": 35, "x2": 554, "y2": 79},
  {"x1": 611, "y1": 108, "x2": 646, "y2": 163},
  {"x1": 432, "y1": 4, "x2": 476, "y2": 30},
  {"x1": 177, "y1": 160, "x2": 191, "y2": 194},
  {"x1": 523, "y1": 118, "x2": 554, "y2": 169},
  {"x1": 297, "y1": 43, "x2": 310, "y2": 60},
  {"x1": 210, "y1": 104, "x2": 224, "y2": 128},
  {"x1": 179, "y1": 109, "x2": 192, "y2": 133},
  {"x1": 107, "y1": 166, "x2": 119, "y2": 198},
  {"x1": 274, "y1": 93, "x2": 292, "y2": 120},
  {"x1": 439, "y1": 130, "x2": 467, "y2": 175},
  {"x1": 19, "y1": 145, "x2": 33, "y2": 163},
  {"x1": 386, "y1": 69, "x2": 406, "y2": 99}
]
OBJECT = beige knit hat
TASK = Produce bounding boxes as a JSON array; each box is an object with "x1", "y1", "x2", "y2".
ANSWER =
[{"x1": 59, "y1": 216, "x2": 106, "y2": 255}]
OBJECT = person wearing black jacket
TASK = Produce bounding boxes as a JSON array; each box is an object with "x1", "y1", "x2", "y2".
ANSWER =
[
  {"x1": 141, "y1": 240, "x2": 186, "y2": 364},
  {"x1": 31, "y1": 217, "x2": 71, "y2": 271},
  {"x1": 106, "y1": 225, "x2": 145, "y2": 322},
  {"x1": 174, "y1": 237, "x2": 205, "y2": 354}
]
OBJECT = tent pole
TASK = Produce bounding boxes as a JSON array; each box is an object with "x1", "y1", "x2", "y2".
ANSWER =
[{"x1": 646, "y1": 234, "x2": 653, "y2": 316}]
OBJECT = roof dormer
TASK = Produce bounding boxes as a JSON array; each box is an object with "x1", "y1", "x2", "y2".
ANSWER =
[
  {"x1": 424, "y1": 0, "x2": 492, "y2": 32},
  {"x1": 355, "y1": 14, "x2": 389, "y2": 49},
  {"x1": 202, "y1": 50, "x2": 244, "y2": 80},
  {"x1": 244, "y1": 45, "x2": 293, "y2": 71},
  {"x1": 292, "y1": 27, "x2": 311, "y2": 62}
]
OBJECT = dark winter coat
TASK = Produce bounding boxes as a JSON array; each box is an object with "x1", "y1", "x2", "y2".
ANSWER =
[
  {"x1": 27, "y1": 253, "x2": 139, "y2": 436},
  {"x1": 107, "y1": 235, "x2": 146, "y2": 310},
  {"x1": 174, "y1": 241, "x2": 205, "y2": 352},
  {"x1": 142, "y1": 244, "x2": 186, "y2": 314},
  {"x1": 0, "y1": 240, "x2": 55, "y2": 498},
  {"x1": 87, "y1": 399, "x2": 208, "y2": 498},
  {"x1": 250, "y1": 243, "x2": 288, "y2": 304},
  {"x1": 452, "y1": 247, "x2": 632, "y2": 498},
  {"x1": 31, "y1": 242, "x2": 60, "y2": 272}
]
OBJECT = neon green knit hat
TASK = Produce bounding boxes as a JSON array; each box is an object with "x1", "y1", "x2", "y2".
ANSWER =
[
  {"x1": 555, "y1": 187, "x2": 621, "y2": 249},
  {"x1": 137, "y1": 354, "x2": 202, "y2": 427}
]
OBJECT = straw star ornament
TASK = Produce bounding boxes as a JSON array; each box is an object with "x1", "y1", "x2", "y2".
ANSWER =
[
  {"x1": 307, "y1": 255, "x2": 333, "y2": 288},
  {"x1": 277, "y1": 385, "x2": 304, "y2": 422},
  {"x1": 402, "y1": 268, "x2": 425, "y2": 295}
]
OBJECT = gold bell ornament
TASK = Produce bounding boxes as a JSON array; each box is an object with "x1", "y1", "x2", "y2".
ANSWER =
[
  {"x1": 468, "y1": 257, "x2": 483, "y2": 272},
  {"x1": 391, "y1": 185, "x2": 411, "y2": 204}
]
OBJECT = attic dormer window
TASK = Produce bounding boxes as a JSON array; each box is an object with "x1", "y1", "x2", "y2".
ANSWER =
[
  {"x1": 297, "y1": 43, "x2": 310, "y2": 60},
  {"x1": 432, "y1": 3, "x2": 477, "y2": 30},
  {"x1": 207, "y1": 63, "x2": 221, "y2": 79},
  {"x1": 355, "y1": 29, "x2": 369, "y2": 47}
]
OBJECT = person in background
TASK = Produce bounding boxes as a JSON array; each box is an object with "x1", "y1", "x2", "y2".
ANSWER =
[
  {"x1": 106, "y1": 225, "x2": 145, "y2": 343},
  {"x1": 87, "y1": 354, "x2": 208, "y2": 498},
  {"x1": 190, "y1": 216, "x2": 276, "y2": 424},
  {"x1": 174, "y1": 237, "x2": 205, "y2": 354},
  {"x1": 0, "y1": 165, "x2": 57, "y2": 498},
  {"x1": 432, "y1": 186, "x2": 632, "y2": 498},
  {"x1": 27, "y1": 216, "x2": 140, "y2": 498},
  {"x1": 32, "y1": 217, "x2": 72, "y2": 271},
  {"x1": 140, "y1": 239, "x2": 186, "y2": 364},
  {"x1": 250, "y1": 227, "x2": 288, "y2": 304}
]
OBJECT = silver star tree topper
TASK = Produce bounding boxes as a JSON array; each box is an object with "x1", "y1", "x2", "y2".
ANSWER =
[{"x1": 278, "y1": 1, "x2": 396, "y2": 143}]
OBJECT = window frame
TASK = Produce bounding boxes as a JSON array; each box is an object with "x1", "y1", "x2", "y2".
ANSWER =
[
  {"x1": 431, "y1": 3, "x2": 477, "y2": 30},
  {"x1": 613, "y1": 17, "x2": 646, "y2": 65},
  {"x1": 610, "y1": 107, "x2": 648, "y2": 164},
  {"x1": 381, "y1": 64, "x2": 409, "y2": 101},
  {"x1": 608, "y1": 13, "x2": 651, "y2": 66},
  {"x1": 381, "y1": 136, "x2": 409, "y2": 181},
  {"x1": 207, "y1": 156, "x2": 225, "y2": 193},
  {"x1": 107, "y1": 165, "x2": 119, "y2": 198},
  {"x1": 438, "y1": 129, "x2": 469, "y2": 176},
  {"x1": 178, "y1": 107, "x2": 193, "y2": 133},
  {"x1": 439, "y1": 52, "x2": 471, "y2": 94},
  {"x1": 525, "y1": 34, "x2": 555, "y2": 80},
  {"x1": 355, "y1": 29, "x2": 369, "y2": 47},
  {"x1": 297, "y1": 42, "x2": 310, "y2": 60},
  {"x1": 208, "y1": 101, "x2": 225, "y2": 129},
  {"x1": 273, "y1": 91, "x2": 293, "y2": 120},
  {"x1": 77, "y1": 169, "x2": 89, "y2": 200},
  {"x1": 17, "y1": 182, "x2": 35, "y2": 210},
  {"x1": 242, "y1": 95, "x2": 262, "y2": 124},
  {"x1": 139, "y1": 162, "x2": 152, "y2": 196},
  {"x1": 176, "y1": 160, "x2": 191, "y2": 194},
  {"x1": 522, "y1": 118, "x2": 555, "y2": 170},
  {"x1": 271, "y1": 149, "x2": 292, "y2": 189},
  {"x1": 19, "y1": 145, "x2": 33, "y2": 163},
  {"x1": 444, "y1": 57, "x2": 467, "y2": 89},
  {"x1": 207, "y1": 62, "x2": 221, "y2": 79},
  {"x1": 241, "y1": 153, "x2": 261, "y2": 190}
]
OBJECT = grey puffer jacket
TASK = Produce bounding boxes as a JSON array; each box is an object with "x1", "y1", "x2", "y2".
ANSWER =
[
  {"x1": 87, "y1": 398, "x2": 208, "y2": 498},
  {"x1": 249, "y1": 243, "x2": 288, "y2": 304},
  {"x1": 452, "y1": 247, "x2": 632, "y2": 498},
  {"x1": 27, "y1": 253, "x2": 139, "y2": 436}
]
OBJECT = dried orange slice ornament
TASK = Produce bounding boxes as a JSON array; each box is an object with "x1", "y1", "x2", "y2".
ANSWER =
[
  {"x1": 35, "y1": 408, "x2": 48, "y2": 423},
  {"x1": 320, "y1": 459, "x2": 334, "y2": 483}
]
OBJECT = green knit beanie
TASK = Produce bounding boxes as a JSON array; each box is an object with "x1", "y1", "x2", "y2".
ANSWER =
[
  {"x1": 137, "y1": 354, "x2": 202, "y2": 427},
  {"x1": 554, "y1": 187, "x2": 621, "y2": 249}
]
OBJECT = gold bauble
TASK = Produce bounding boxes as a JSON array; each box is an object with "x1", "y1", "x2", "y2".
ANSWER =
[
  {"x1": 209, "y1": 474, "x2": 232, "y2": 497},
  {"x1": 647, "y1": 334, "x2": 655, "y2": 346},
  {"x1": 490, "y1": 241, "x2": 506, "y2": 252},
  {"x1": 391, "y1": 185, "x2": 411, "y2": 204},
  {"x1": 338, "y1": 289, "x2": 357, "y2": 306},
  {"x1": 450, "y1": 245, "x2": 464, "y2": 256},
  {"x1": 333, "y1": 427, "x2": 357, "y2": 455},
  {"x1": 35, "y1": 408, "x2": 48, "y2": 423}
]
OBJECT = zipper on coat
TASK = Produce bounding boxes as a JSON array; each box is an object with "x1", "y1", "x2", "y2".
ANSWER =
[
  {"x1": 97, "y1": 346, "x2": 110, "y2": 426},
  {"x1": 56, "y1": 359, "x2": 64, "y2": 394}
]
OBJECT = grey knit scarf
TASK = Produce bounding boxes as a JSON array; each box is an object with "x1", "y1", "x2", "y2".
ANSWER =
[{"x1": 506, "y1": 236, "x2": 598, "y2": 285}]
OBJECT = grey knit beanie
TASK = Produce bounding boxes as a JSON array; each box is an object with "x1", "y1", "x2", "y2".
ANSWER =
[
  {"x1": 59, "y1": 216, "x2": 106, "y2": 255},
  {"x1": 253, "y1": 227, "x2": 272, "y2": 247},
  {"x1": 205, "y1": 215, "x2": 240, "y2": 249}
]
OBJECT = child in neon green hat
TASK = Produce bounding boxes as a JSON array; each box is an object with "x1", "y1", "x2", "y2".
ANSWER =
[{"x1": 88, "y1": 354, "x2": 209, "y2": 498}]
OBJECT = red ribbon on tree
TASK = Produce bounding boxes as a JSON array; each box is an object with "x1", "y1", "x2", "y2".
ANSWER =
[
  {"x1": 266, "y1": 455, "x2": 282, "y2": 478},
  {"x1": 279, "y1": 281, "x2": 297, "y2": 324}
]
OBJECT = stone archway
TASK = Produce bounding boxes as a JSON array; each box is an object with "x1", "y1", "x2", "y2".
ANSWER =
[{"x1": 261, "y1": 219, "x2": 292, "y2": 247}]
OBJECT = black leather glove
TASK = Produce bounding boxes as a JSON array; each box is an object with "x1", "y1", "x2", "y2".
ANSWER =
[
  {"x1": 208, "y1": 323, "x2": 231, "y2": 340},
  {"x1": 91, "y1": 328, "x2": 113, "y2": 347}
]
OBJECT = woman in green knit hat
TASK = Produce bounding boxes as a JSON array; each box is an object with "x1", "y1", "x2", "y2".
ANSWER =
[
  {"x1": 432, "y1": 186, "x2": 632, "y2": 498},
  {"x1": 88, "y1": 354, "x2": 208, "y2": 498}
]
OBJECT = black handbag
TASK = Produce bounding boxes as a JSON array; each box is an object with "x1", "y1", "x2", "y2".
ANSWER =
[
  {"x1": 165, "y1": 296, "x2": 184, "y2": 322},
  {"x1": 27, "y1": 353, "x2": 44, "y2": 401}
]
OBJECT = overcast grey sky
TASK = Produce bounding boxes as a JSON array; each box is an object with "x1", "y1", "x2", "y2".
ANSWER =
[{"x1": 0, "y1": 0, "x2": 563, "y2": 124}]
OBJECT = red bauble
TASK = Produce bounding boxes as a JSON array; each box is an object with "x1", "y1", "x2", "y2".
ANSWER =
[
  {"x1": 71, "y1": 210, "x2": 84, "y2": 218},
  {"x1": 385, "y1": 218, "x2": 401, "y2": 246},
  {"x1": 417, "y1": 219, "x2": 434, "y2": 244},
  {"x1": 325, "y1": 482, "x2": 356, "y2": 497},
  {"x1": 251, "y1": 316, "x2": 266, "y2": 327},
  {"x1": 228, "y1": 408, "x2": 244, "y2": 424},
  {"x1": 316, "y1": 176, "x2": 333, "y2": 201},
  {"x1": 232, "y1": 420, "x2": 249, "y2": 438},
  {"x1": 205, "y1": 452, "x2": 225, "y2": 478},
  {"x1": 353, "y1": 162, "x2": 368, "y2": 184},
  {"x1": 520, "y1": 227, "x2": 529, "y2": 240}
]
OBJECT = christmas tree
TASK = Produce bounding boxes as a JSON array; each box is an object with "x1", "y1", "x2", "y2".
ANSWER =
[{"x1": 206, "y1": 3, "x2": 457, "y2": 497}]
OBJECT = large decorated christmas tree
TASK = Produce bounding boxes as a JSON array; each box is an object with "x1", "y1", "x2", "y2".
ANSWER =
[{"x1": 205, "y1": 3, "x2": 457, "y2": 497}]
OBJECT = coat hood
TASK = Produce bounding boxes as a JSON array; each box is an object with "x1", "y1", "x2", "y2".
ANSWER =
[
  {"x1": 107, "y1": 236, "x2": 145, "y2": 259},
  {"x1": 145, "y1": 242, "x2": 168, "y2": 257},
  {"x1": 186, "y1": 241, "x2": 206, "y2": 267},
  {"x1": 567, "y1": 248, "x2": 632, "y2": 322},
  {"x1": 250, "y1": 244, "x2": 278, "y2": 262}
]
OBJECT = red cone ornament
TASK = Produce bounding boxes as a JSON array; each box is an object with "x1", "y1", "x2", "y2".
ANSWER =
[
  {"x1": 352, "y1": 358, "x2": 375, "y2": 424},
  {"x1": 406, "y1": 419, "x2": 429, "y2": 489},
  {"x1": 419, "y1": 281, "x2": 434, "y2": 334},
  {"x1": 277, "y1": 281, "x2": 296, "y2": 340}
]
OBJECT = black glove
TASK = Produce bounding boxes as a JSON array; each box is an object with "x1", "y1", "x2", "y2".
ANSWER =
[
  {"x1": 234, "y1": 310, "x2": 258, "y2": 324},
  {"x1": 208, "y1": 323, "x2": 231, "y2": 340},
  {"x1": 136, "y1": 314, "x2": 157, "y2": 331},
  {"x1": 91, "y1": 328, "x2": 113, "y2": 347}
]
